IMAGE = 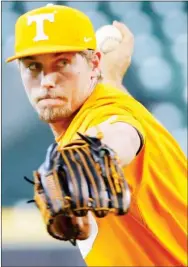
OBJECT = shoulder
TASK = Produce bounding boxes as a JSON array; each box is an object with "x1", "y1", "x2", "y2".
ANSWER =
[{"x1": 87, "y1": 83, "x2": 147, "y2": 115}]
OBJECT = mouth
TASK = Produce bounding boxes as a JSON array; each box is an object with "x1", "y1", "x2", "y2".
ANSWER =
[
  {"x1": 38, "y1": 95, "x2": 64, "y2": 101},
  {"x1": 37, "y1": 95, "x2": 67, "y2": 106}
]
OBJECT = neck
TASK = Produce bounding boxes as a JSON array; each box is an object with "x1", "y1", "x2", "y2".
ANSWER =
[{"x1": 49, "y1": 114, "x2": 75, "y2": 139}]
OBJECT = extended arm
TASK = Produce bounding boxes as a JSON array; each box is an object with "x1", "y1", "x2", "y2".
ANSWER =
[
  {"x1": 77, "y1": 117, "x2": 143, "y2": 258},
  {"x1": 86, "y1": 117, "x2": 141, "y2": 166}
]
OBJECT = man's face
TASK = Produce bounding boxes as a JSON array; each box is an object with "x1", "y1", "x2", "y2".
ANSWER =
[{"x1": 19, "y1": 52, "x2": 98, "y2": 123}]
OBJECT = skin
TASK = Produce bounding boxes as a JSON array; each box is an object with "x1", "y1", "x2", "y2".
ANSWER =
[
  {"x1": 18, "y1": 21, "x2": 139, "y2": 252},
  {"x1": 100, "y1": 21, "x2": 134, "y2": 92},
  {"x1": 19, "y1": 51, "x2": 101, "y2": 136},
  {"x1": 19, "y1": 21, "x2": 139, "y2": 165}
]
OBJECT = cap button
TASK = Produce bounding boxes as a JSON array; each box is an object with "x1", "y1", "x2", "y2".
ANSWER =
[{"x1": 46, "y1": 3, "x2": 54, "y2": 7}]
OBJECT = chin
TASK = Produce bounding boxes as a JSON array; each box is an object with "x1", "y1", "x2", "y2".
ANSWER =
[
  {"x1": 39, "y1": 116, "x2": 65, "y2": 123},
  {"x1": 38, "y1": 107, "x2": 73, "y2": 123}
]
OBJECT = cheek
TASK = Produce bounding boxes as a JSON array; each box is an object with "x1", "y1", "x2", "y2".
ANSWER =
[
  {"x1": 74, "y1": 66, "x2": 91, "y2": 87},
  {"x1": 21, "y1": 71, "x2": 40, "y2": 95},
  {"x1": 20, "y1": 77, "x2": 41, "y2": 108},
  {"x1": 72, "y1": 72, "x2": 91, "y2": 105},
  {"x1": 63, "y1": 63, "x2": 92, "y2": 107},
  {"x1": 21, "y1": 72, "x2": 31, "y2": 95}
]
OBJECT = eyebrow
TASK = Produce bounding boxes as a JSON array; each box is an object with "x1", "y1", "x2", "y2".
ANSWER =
[
  {"x1": 20, "y1": 56, "x2": 36, "y2": 61},
  {"x1": 20, "y1": 52, "x2": 76, "y2": 62}
]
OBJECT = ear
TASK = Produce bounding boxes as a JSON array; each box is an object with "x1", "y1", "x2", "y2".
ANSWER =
[
  {"x1": 90, "y1": 51, "x2": 102, "y2": 80},
  {"x1": 91, "y1": 51, "x2": 102, "y2": 70}
]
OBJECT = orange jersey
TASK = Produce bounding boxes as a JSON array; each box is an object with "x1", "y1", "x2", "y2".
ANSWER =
[{"x1": 56, "y1": 83, "x2": 187, "y2": 266}]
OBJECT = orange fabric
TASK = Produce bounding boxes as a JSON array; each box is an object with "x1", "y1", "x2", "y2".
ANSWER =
[{"x1": 56, "y1": 83, "x2": 187, "y2": 266}]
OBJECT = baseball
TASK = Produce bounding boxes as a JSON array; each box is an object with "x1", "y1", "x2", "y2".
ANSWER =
[{"x1": 95, "y1": 25, "x2": 123, "y2": 53}]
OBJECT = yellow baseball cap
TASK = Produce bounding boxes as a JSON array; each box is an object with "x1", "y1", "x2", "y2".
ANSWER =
[{"x1": 6, "y1": 4, "x2": 96, "y2": 62}]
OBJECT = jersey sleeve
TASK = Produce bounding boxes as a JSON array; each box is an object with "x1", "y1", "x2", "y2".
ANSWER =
[{"x1": 85, "y1": 107, "x2": 146, "y2": 156}]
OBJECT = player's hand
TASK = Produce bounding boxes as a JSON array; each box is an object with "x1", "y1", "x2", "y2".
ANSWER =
[{"x1": 100, "y1": 21, "x2": 134, "y2": 83}]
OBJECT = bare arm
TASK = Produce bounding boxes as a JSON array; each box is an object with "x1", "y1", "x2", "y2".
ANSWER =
[
  {"x1": 86, "y1": 117, "x2": 141, "y2": 166},
  {"x1": 77, "y1": 118, "x2": 142, "y2": 257}
]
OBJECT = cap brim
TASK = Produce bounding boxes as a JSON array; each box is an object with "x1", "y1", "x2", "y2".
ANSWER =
[{"x1": 6, "y1": 45, "x2": 89, "y2": 62}]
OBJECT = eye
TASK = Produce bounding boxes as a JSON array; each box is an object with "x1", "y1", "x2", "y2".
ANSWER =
[
  {"x1": 27, "y1": 62, "x2": 41, "y2": 71},
  {"x1": 57, "y1": 59, "x2": 69, "y2": 67}
]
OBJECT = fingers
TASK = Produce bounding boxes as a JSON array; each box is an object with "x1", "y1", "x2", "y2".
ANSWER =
[
  {"x1": 112, "y1": 20, "x2": 134, "y2": 55},
  {"x1": 113, "y1": 20, "x2": 133, "y2": 41}
]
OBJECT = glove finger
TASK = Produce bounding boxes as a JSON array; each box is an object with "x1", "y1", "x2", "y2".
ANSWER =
[
  {"x1": 113, "y1": 160, "x2": 131, "y2": 214},
  {"x1": 44, "y1": 143, "x2": 58, "y2": 170},
  {"x1": 76, "y1": 147, "x2": 110, "y2": 218},
  {"x1": 33, "y1": 171, "x2": 53, "y2": 225},
  {"x1": 40, "y1": 168, "x2": 70, "y2": 216},
  {"x1": 103, "y1": 156, "x2": 119, "y2": 210},
  {"x1": 57, "y1": 150, "x2": 90, "y2": 217},
  {"x1": 109, "y1": 158, "x2": 131, "y2": 215}
]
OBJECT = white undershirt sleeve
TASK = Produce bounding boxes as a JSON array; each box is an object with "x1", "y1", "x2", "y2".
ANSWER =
[{"x1": 77, "y1": 212, "x2": 98, "y2": 259}]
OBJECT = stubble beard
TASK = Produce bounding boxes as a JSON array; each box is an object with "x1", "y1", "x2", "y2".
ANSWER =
[{"x1": 37, "y1": 106, "x2": 73, "y2": 123}]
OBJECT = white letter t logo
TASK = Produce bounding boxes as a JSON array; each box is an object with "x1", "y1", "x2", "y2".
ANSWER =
[{"x1": 27, "y1": 13, "x2": 55, "y2": 42}]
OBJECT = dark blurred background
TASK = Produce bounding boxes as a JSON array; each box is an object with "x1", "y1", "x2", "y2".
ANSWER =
[{"x1": 2, "y1": 1, "x2": 187, "y2": 265}]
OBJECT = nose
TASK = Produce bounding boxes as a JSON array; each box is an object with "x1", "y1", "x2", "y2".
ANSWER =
[{"x1": 41, "y1": 73, "x2": 57, "y2": 89}]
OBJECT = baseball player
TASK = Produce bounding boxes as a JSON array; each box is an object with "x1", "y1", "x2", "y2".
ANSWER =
[{"x1": 6, "y1": 4, "x2": 187, "y2": 266}]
